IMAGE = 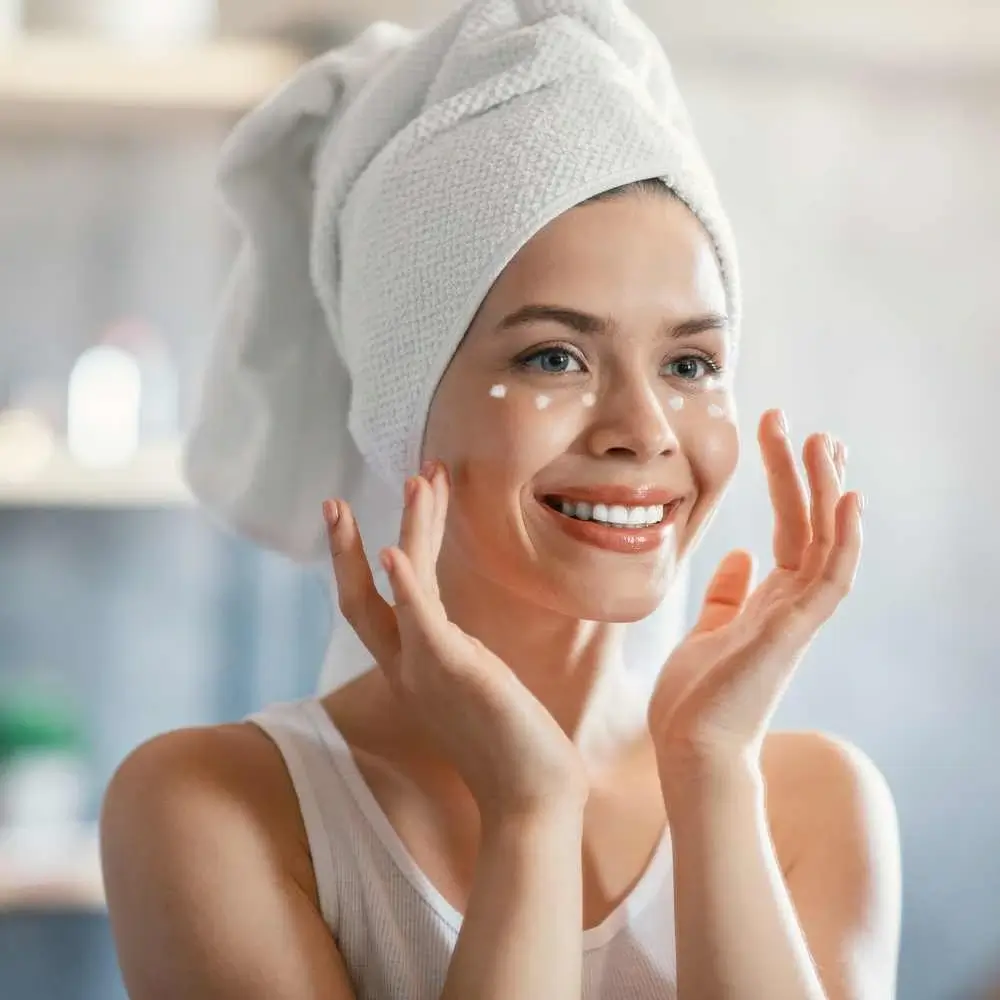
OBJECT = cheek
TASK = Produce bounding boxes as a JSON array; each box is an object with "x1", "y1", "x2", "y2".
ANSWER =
[
  {"x1": 673, "y1": 389, "x2": 739, "y2": 494},
  {"x1": 424, "y1": 382, "x2": 584, "y2": 497},
  {"x1": 696, "y1": 419, "x2": 739, "y2": 488}
]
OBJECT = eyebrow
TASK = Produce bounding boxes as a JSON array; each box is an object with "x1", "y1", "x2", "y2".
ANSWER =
[{"x1": 495, "y1": 304, "x2": 729, "y2": 340}]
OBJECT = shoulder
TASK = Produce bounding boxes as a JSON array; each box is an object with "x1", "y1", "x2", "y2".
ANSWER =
[
  {"x1": 101, "y1": 721, "x2": 317, "y2": 905},
  {"x1": 762, "y1": 730, "x2": 900, "y2": 872},
  {"x1": 100, "y1": 723, "x2": 353, "y2": 998},
  {"x1": 763, "y1": 729, "x2": 896, "y2": 810},
  {"x1": 763, "y1": 732, "x2": 902, "y2": 994}
]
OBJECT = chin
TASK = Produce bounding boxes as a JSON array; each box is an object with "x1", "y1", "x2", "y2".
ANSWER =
[{"x1": 540, "y1": 576, "x2": 670, "y2": 624}]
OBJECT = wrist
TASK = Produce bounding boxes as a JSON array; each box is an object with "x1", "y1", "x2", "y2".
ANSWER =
[
  {"x1": 478, "y1": 801, "x2": 586, "y2": 856},
  {"x1": 656, "y1": 743, "x2": 764, "y2": 813},
  {"x1": 479, "y1": 794, "x2": 587, "y2": 841}
]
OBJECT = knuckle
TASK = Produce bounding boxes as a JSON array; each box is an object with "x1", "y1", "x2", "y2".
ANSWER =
[
  {"x1": 810, "y1": 525, "x2": 835, "y2": 549},
  {"x1": 823, "y1": 573, "x2": 852, "y2": 601}
]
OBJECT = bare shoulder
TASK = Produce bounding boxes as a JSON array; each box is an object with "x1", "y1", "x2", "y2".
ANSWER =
[
  {"x1": 102, "y1": 721, "x2": 315, "y2": 896},
  {"x1": 762, "y1": 731, "x2": 902, "y2": 995},
  {"x1": 100, "y1": 723, "x2": 354, "y2": 1000},
  {"x1": 762, "y1": 730, "x2": 899, "y2": 872}
]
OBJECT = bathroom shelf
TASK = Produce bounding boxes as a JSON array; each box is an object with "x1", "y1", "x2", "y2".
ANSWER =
[
  {"x1": 0, "y1": 441, "x2": 194, "y2": 509},
  {"x1": 0, "y1": 868, "x2": 105, "y2": 912},
  {"x1": 0, "y1": 826, "x2": 105, "y2": 912},
  {"x1": 0, "y1": 35, "x2": 304, "y2": 127}
]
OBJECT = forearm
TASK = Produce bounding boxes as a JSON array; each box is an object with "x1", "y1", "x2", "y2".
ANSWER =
[
  {"x1": 663, "y1": 755, "x2": 827, "y2": 1000},
  {"x1": 440, "y1": 806, "x2": 584, "y2": 1000}
]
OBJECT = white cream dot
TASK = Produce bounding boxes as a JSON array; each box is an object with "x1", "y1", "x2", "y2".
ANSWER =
[
  {"x1": 489, "y1": 384, "x2": 507, "y2": 399},
  {"x1": 582, "y1": 392, "x2": 597, "y2": 408},
  {"x1": 707, "y1": 403, "x2": 726, "y2": 419},
  {"x1": 668, "y1": 396, "x2": 684, "y2": 411},
  {"x1": 535, "y1": 395, "x2": 552, "y2": 410}
]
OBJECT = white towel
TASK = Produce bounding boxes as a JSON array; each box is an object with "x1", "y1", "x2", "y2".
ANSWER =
[{"x1": 183, "y1": 0, "x2": 740, "y2": 691}]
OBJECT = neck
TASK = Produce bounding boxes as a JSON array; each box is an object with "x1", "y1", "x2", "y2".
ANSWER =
[{"x1": 434, "y1": 547, "x2": 655, "y2": 773}]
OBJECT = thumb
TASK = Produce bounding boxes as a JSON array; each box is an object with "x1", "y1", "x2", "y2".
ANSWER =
[{"x1": 692, "y1": 549, "x2": 756, "y2": 634}]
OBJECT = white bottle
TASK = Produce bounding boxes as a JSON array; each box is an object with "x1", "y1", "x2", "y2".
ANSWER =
[
  {"x1": 35, "y1": 0, "x2": 217, "y2": 47},
  {"x1": 66, "y1": 344, "x2": 141, "y2": 468},
  {"x1": 0, "y1": 0, "x2": 22, "y2": 44},
  {"x1": 0, "y1": 692, "x2": 88, "y2": 872}
]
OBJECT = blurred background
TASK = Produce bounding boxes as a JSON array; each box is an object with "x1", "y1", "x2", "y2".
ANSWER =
[{"x1": 0, "y1": 1, "x2": 996, "y2": 997}]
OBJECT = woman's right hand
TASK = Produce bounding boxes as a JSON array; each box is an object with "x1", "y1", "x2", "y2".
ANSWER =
[{"x1": 324, "y1": 461, "x2": 588, "y2": 825}]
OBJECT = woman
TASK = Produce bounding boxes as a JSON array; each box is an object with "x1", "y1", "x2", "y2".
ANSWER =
[{"x1": 99, "y1": 2, "x2": 901, "y2": 998}]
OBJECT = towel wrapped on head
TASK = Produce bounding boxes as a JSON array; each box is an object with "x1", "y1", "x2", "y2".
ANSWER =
[{"x1": 183, "y1": 0, "x2": 741, "y2": 690}]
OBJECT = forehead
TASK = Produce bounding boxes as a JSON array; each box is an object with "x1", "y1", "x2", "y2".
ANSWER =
[{"x1": 479, "y1": 193, "x2": 727, "y2": 325}]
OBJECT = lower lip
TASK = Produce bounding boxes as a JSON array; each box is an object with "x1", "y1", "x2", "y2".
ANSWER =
[{"x1": 538, "y1": 500, "x2": 679, "y2": 554}]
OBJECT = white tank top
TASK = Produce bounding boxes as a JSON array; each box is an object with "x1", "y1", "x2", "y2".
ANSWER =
[{"x1": 248, "y1": 698, "x2": 678, "y2": 999}]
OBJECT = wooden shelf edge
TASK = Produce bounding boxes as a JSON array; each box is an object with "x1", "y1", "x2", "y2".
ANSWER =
[
  {"x1": 0, "y1": 34, "x2": 305, "y2": 117},
  {"x1": 0, "y1": 825, "x2": 106, "y2": 913},
  {"x1": 0, "y1": 877, "x2": 106, "y2": 913},
  {"x1": 0, "y1": 442, "x2": 194, "y2": 509}
]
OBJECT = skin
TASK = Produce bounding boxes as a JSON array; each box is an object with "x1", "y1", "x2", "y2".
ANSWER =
[{"x1": 100, "y1": 191, "x2": 901, "y2": 999}]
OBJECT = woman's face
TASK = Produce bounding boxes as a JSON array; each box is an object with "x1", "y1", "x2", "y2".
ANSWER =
[{"x1": 422, "y1": 191, "x2": 738, "y2": 623}]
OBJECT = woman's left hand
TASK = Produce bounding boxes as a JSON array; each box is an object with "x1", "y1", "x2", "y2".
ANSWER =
[{"x1": 648, "y1": 409, "x2": 862, "y2": 781}]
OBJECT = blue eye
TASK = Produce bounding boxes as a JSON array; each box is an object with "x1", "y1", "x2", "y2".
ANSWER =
[
  {"x1": 518, "y1": 347, "x2": 584, "y2": 375},
  {"x1": 665, "y1": 355, "x2": 721, "y2": 381}
]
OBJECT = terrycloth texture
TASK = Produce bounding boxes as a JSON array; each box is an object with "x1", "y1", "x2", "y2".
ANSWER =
[{"x1": 183, "y1": 0, "x2": 740, "y2": 689}]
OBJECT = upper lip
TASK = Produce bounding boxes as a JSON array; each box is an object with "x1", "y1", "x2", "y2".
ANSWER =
[{"x1": 539, "y1": 485, "x2": 682, "y2": 506}]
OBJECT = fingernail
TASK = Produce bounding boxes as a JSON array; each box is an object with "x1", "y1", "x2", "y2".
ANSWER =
[
  {"x1": 420, "y1": 459, "x2": 436, "y2": 481},
  {"x1": 857, "y1": 492, "x2": 866, "y2": 514},
  {"x1": 322, "y1": 500, "x2": 340, "y2": 528},
  {"x1": 824, "y1": 434, "x2": 836, "y2": 461},
  {"x1": 378, "y1": 548, "x2": 393, "y2": 573},
  {"x1": 405, "y1": 477, "x2": 418, "y2": 504},
  {"x1": 776, "y1": 410, "x2": 788, "y2": 436}
]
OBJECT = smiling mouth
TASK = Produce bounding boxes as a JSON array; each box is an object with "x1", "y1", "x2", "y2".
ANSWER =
[{"x1": 542, "y1": 495, "x2": 681, "y2": 529}]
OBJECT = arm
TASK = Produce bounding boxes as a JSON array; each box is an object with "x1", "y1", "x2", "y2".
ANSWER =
[
  {"x1": 324, "y1": 466, "x2": 588, "y2": 998},
  {"x1": 102, "y1": 724, "x2": 585, "y2": 1000},
  {"x1": 648, "y1": 420, "x2": 900, "y2": 998},
  {"x1": 663, "y1": 733, "x2": 901, "y2": 1000},
  {"x1": 100, "y1": 726, "x2": 358, "y2": 1000},
  {"x1": 441, "y1": 806, "x2": 585, "y2": 1000}
]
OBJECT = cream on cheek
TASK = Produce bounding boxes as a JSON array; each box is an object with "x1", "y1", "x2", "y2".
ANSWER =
[
  {"x1": 488, "y1": 383, "x2": 590, "y2": 420},
  {"x1": 485, "y1": 381, "x2": 737, "y2": 456},
  {"x1": 682, "y1": 386, "x2": 739, "y2": 519},
  {"x1": 482, "y1": 381, "x2": 601, "y2": 492},
  {"x1": 702, "y1": 374, "x2": 737, "y2": 430}
]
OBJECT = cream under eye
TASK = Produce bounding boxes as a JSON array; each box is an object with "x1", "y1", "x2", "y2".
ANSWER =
[{"x1": 515, "y1": 346, "x2": 585, "y2": 375}]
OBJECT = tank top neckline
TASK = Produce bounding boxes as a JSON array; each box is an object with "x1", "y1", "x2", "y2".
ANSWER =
[{"x1": 299, "y1": 697, "x2": 673, "y2": 953}]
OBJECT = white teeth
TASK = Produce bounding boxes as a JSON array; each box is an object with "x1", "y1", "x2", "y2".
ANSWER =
[
  {"x1": 553, "y1": 499, "x2": 668, "y2": 527},
  {"x1": 608, "y1": 504, "x2": 628, "y2": 524}
]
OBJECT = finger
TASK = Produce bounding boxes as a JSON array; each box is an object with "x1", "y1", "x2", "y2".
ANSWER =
[
  {"x1": 324, "y1": 500, "x2": 399, "y2": 666},
  {"x1": 380, "y1": 546, "x2": 462, "y2": 664},
  {"x1": 798, "y1": 434, "x2": 843, "y2": 581},
  {"x1": 758, "y1": 410, "x2": 810, "y2": 570},
  {"x1": 797, "y1": 491, "x2": 863, "y2": 623},
  {"x1": 399, "y1": 473, "x2": 438, "y2": 592},
  {"x1": 833, "y1": 438, "x2": 847, "y2": 488},
  {"x1": 692, "y1": 549, "x2": 756, "y2": 634},
  {"x1": 428, "y1": 461, "x2": 450, "y2": 566}
]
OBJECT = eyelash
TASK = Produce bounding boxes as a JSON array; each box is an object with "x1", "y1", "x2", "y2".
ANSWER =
[{"x1": 513, "y1": 343, "x2": 724, "y2": 381}]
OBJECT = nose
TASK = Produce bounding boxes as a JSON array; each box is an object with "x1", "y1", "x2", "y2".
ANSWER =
[{"x1": 585, "y1": 373, "x2": 679, "y2": 462}]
